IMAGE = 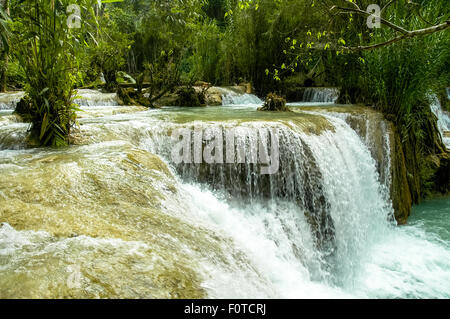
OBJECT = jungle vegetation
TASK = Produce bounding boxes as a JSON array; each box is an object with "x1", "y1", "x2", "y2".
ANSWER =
[{"x1": 0, "y1": 0, "x2": 449, "y2": 200}]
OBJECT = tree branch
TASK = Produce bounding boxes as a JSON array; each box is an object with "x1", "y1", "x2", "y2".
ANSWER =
[
  {"x1": 330, "y1": 5, "x2": 409, "y2": 34},
  {"x1": 344, "y1": 20, "x2": 450, "y2": 51}
]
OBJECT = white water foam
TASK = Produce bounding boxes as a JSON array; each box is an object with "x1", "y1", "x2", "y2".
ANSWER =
[
  {"x1": 430, "y1": 94, "x2": 450, "y2": 148},
  {"x1": 220, "y1": 88, "x2": 263, "y2": 107},
  {"x1": 302, "y1": 88, "x2": 339, "y2": 103}
]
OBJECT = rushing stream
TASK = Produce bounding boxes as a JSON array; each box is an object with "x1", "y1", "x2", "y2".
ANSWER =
[{"x1": 0, "y1": 89, "x2": 449, "y2": 298}]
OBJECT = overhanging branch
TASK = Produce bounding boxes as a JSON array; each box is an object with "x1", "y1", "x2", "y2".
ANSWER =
[
  {"x1": 330, "y1": 5, "x2": 409, "y2": 34},
  {"x1": 330, "y1": 4, "x2": 450, "y2": 52},
  {"x1": 344, "y1": 20, "x2": 450, "y2": 51}
]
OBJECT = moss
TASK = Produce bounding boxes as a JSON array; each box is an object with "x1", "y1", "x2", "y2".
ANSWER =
[
  {"x1": 175, "y1": 86, "x2": 206, "y2": 107},
  {"x1": 117, "y1": 87, "x2": 155, "y2": 108},
  {"x1": 117, "y1": 87, "x2": 137, "y2": 106},
  {"x1": 258, "y1": 93, "x2": 291, "y2": 112},
  {"x1": 391, "y1": 128, "x2": 413, "y2": 224},
  {"x1": 125, "y1": 149, "x2": 172, "y2": 177},
  {"x1": 420, "y1": 153, "x2": 450, "y2": 197},
  {"x1": 13, "y1": 96, "x2": 33, "y2": 122},
  {"x1": 285, "y1": 113, "x2": 335, "y2": 135}
]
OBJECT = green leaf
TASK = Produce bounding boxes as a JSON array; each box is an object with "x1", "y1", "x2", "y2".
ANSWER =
[{"x1": 40, "y1": 113, "x2": 49, "y2": 140}]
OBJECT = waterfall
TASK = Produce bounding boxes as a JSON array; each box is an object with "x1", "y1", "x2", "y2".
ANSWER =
[
  {"x1": 0, "y1": 92, "x2": 25, "y2": 110},
  {"x1": 430, "y1": 94, "x2": 450, "y2": 148},
  {"x1": 0, "y1": 89, "x2": 119, "y2": 111},
  {"x1": 219, "y1": 88, "x2": 263, "y2": 106},
  {"x1": 222, "y1": 93, "x2": 263, "y2": 106},
  {"x1": 74, "y1": 89, "x2": 119, "y2": 107},
  {"x1": 302, "y1": 88, "x2": 339, "y2": 103},
  {"x1": 1, "y1": 90, "x2": 449, "y2": 298},
  {"x1": 130, "y1": 113, "x2": 395, "y2": 287},
  {"x1": 307, "y1": 109, "x2": 394, "y2": 201}
]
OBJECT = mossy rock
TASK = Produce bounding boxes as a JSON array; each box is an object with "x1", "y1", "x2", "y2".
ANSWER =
[
  {"x1": 14, "y1": 96, "x2": 33, "y2": 122},
  {"x1": 175, "y1": 87, "x2": 205, "y2": 107},
  {"x1": 435, "y1": 153, "x2": 450, "y2": 194},
  {"x1": 422, "y1": 152, "x2": 450, "y2": 196},
  {"x1": 258, "y1": 93, "x2": 291, "y2": 112},
  {"x1": 117, "y1": 87, "x2": 156, "y2": 108},
  {"x1": 117, "y1": 87, "x2": 137, "y2": 106},
  {"x1": 116, "y1": 71, "x2": 136, "y2": 85}
]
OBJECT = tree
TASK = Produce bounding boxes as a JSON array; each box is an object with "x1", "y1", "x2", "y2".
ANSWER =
[
  {"x1": 12, "y1": 0, "x2": 98, "y2": 146},
  {"x1": 88, "y1": 10, "x2": 133, "y2": 92},
  {"x1": 330, "y1": 0, "x2": 449, "y2": 51}
]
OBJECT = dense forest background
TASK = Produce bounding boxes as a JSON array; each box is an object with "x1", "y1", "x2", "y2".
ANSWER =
[{"x1": 0, "y1": 0, "x2": 449, "y2": 202}]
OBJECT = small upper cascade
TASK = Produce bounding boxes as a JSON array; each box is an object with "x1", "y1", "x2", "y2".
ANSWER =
[
  {"x1": 219, "y1": 88, "x2": 263, "y2": 106},
  {"x1": 0, "y1": 89, "x2": 119, "y2": 111},
  {"x1": 74, "y1": 89, "x2": 119, "y2": 107},
  {"x1": 302, "y1": 88, "x2": 339, "y2": 103},
  {"x1": 430, "y1": 94, "x2": 450, "y2": 147},
  {"x1": 0, "y1": 91, "x2": 25, "y2": 110},
  {"x1": 222, "y1": 93, "x2": 263, "y2": 106}
]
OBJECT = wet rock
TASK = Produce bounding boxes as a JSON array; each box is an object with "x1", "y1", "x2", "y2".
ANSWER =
[
  {"x1": 194, "y1": 86, "x2": 222, "y2": 106},
  {"x1": 116, "y1": 71, "x2": 136, "y2": 85},
  {"x1": 14, "y1": 96, "x2": 33, "y2": 122},
  {"x1": 117, "y1": 87, "x2": 154, "y2": 108},
  {"x1": 423, "y1": 152, "x2": 450, "y2": 196},
  {"x1": 117, "y1": 87, "x2": 136, "y2": 106},
  {"x1": 194, "y1": 81, "x2": 211, "y2": 87},
  {"x1": 391, "y1": 128, "x2": 413, "y2": 224},
  {"x1": 435, "y1": 153, "x2": 450, "y2": 194},
  {"x1": 258, "y1": 93, "x2": 291, "y2": 112},
  {"x1": 204, "y1": 93, "x2": 222, "y2": 106},
  {"x1": 175, "y1": 87, "x2": 205, "y2": 107},
  {"x1": 0, "y1": 146, "x2": 224, "y2": 298},
  {"x1": 238, "y1": 82, "x2": 253, "y2": 94},
  {"x1": 156, "y1": 93, "x2": 179, "y2": 107}
]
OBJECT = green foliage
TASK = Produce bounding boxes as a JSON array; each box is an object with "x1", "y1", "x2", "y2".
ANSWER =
[
  {"x1": 4, "y1": 57, "x2": 24, "y2": 88},
  {"x1": 185, "y1": 20, "x2": 223, "y2": 84},
  {"x1": 88, "y1": 7, "x2": 133, "y2": 91},
  {"x1": 144, "y1": 50, "x2": 181, "y2": 105},
  {"x1": 0, "y1": 4, "x2": 10, "y2": 53},
  {"x1": 12, "y1": 0, "x2": 96, "y2": 147},
  {"x1": 3, "y1": 0, "x2": 449, "y2": 158}
]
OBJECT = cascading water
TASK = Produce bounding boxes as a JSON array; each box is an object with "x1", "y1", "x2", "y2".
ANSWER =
[
  {"x1": 0, "y1": 90, "x2": 449, "y2": 298},
  {"x1": 0, "y1": 91, "x2": 25, "y2": 111},
  {"x1": 302, "y1": 87, "x2": 339, "y2": 103},
  {"x1": 286, "y1": 87, "x2": 340, "y2": 108},
  {"x1": 73, "y1": 89, "x2": 119, "y2": 107},
  {"x1": 0, "y1": 89, "x2": 119, "y2": 111},
  {"x1": 430, "y1": 94, "x2": 450, "y2": 148},
  {"x1": 219, "y1": 88, "x2": 263, "y2": 106}
]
